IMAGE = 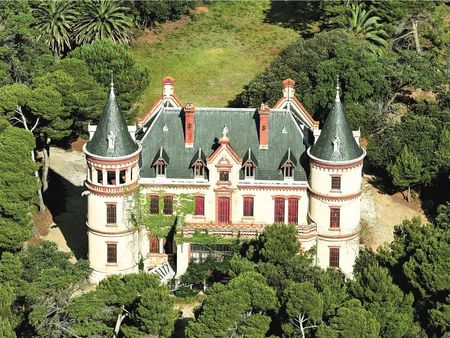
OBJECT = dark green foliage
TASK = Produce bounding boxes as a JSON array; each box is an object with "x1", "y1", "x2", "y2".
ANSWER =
[
  {"x1": 350, "y1": 263, "x2": 415, "y2": 338},
  {"x1": 187, "y1": 272, "x2": 277, "y2": 338},
  {"x1": 388, "y1": 146, "x2": 423, "y2": 198},
  {"x1": 0, "y1": 120, "x2": 39, "y2": 251},
  {"x1": 128, "y1": 0, "x2": 195, "y2": 29},
  {"x1": 0, "y1": 1, "x2": 53, "y2": 85},
  {"x1": 317, "y1": 299, "x2": 380, "y2": 338},
  {"x1": 67, "y1": 273, "x2": 177, "y2": 337},
  {"x1": 260, "y1": 223, "x2": 300, "y2": 264},
  {"x1": 282, "y1": 281, "x2": 323, "y2": 336},
  {"x1": 378, "y1": 212, "x2": 450, "y2": 336},
  {"x1": 74, "y1": 0, "x2": 134, "y2": 45},
  {"x1": 69, "y1": 40, "x2": 149, "y2": 117}
]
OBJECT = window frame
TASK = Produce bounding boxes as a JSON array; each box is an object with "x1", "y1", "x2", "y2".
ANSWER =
[
  {"x1": 150, "y1": 195, "x2": 159, "y2": 215},
  {"x1": 331, "y1": 176, "x2": 341, "y2": 191},
  {"x1": 244, "y1": 162, "x2": 255, "y2": 179},
  {"x1": 155, "y1": 160, "x2": 166, "y2": 177},
  {"x1": 329, "y1": 247, "x2": 340, "y2": 267},
  {"x1": 107, "y1": 243, "x2": 117, "y2": 264},
  {"x1": 330, "y1": 207, "x2": 340, "y2": 229},
  {"x1": 106, "y1": 203, "x2": 117, "y2": 225},
  {"x1": 194, "y1": 161, "x2": 204, "y2": 178},
  {"x1": 163, "y1": 196, "x2": 173, "y2": 215},
  {"x1": 219, "y1": 171, "x2": 229, "y2": 182},
  {"x1": 282, "y1": 162, "x2": 294, "y2": 179}
]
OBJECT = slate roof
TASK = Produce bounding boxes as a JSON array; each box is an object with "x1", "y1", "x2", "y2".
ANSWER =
[
  {"x1": 86, "y1": 83, "x2": 139, "y2": 157},
  {"x1": 138, "y1": 107, "x2": 308, "y2": 181},
  {"x1": 309, "y1": 88, "x2": 363, "y2": 162}
]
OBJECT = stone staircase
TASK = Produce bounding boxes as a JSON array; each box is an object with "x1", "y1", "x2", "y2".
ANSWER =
[{"x1": 148, "y1": 262, "x2": 175, "y2": 283}]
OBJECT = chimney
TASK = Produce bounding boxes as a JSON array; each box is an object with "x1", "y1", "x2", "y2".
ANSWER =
[
  {"x1": 259, "y1": 103, "x2": 270, "y2": 149},
  {"x1": 184, "y1": 102, "x2": 195, "y2": 148},
  {"x1": 162, "y1": 76, "x2": 175, "y2": 98},
  {"x1": 282, "y1": 78, "x2": 295, "y2": 99}
]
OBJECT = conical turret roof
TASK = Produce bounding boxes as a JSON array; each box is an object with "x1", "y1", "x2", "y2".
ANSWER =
[
  {"x1": 86, "y1": 80, "x2": 138, "y2": 157},
  {"x1": 309, "y1": 83, "x2": 363, "y2": 162}
]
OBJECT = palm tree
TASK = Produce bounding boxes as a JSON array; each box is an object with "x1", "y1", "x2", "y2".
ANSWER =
[
  {"x1": 74, "y1": 0, "x2": 133, "y2": 45},
  {"x1": 33, "y1": 1, "x2": 77, "y2": 56},
  {"x1": 347, "y1": 3, "x2": 388, "y2": 53}
]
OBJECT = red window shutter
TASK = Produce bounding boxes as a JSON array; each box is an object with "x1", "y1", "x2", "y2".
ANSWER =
[
  {"x1": 195, "y1": 196, "x2": 204, "y2": 216},
  {"x1": 274, "y1": 198, "x2": 285, "y2": 223},
  {"x1": 150, "y1": 195, "x2": 159, "y2": 214},
  {"x1": 163, "y1": 196, "x2": 173, "y2": 214},
  {"x1": 288, "y1": 198, "x2": 298, "y2": 224},
  {"x1": 243, "y1": 197, "x2": 254, "y2": 217},
  {"x1": 218, "y1": 197, "x2": 230, "y2": 223}
]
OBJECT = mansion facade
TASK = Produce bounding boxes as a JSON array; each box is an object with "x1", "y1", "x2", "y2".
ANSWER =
[{"x1": 83, "y1": 77, "x2": 365, "y2": 283}]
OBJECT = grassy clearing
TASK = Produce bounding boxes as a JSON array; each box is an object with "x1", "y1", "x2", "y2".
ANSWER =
[{"x1": 130, "y1": 1, "x2": 298, "y2": 114}]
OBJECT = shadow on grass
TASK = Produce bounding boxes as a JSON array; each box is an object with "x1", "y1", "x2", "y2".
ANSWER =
[
  {"x1": 44, "y1": 168, "x2": 88, "y2": 260},
  {"x1": 264, "y1": 0, "x2": 324, "y2": 38}
]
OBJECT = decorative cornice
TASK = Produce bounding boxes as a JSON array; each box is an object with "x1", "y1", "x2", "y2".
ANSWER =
[
  {"x1": 308, "y1": 187, "x2": 362, "y2": 202},
  {"x1": 87, "y1": 223, "x2": 134, "y2": 236},
  {"x1": 308, "y1": 147, "x2": 366, "y2": 169},
  {"x1": 238, "y1": 185, "x2": 307, "y2": 191},
  {"x1": 86, "y1": 180, "x2": 139, "y2": 196},
  {"x1": 140, "y1": 183, "x2": 209, "y2": 190}
]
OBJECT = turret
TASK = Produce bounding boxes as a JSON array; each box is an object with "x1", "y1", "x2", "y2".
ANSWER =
[
  {"x1": 83, "y1": 79, "x2": 142, "y2": 283},
  {"x1": 307, "y1": 79, "x2": 366, "y2": 277}
]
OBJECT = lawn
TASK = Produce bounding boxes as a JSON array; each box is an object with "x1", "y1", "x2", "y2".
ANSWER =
[{"x1": 130, "y1": 1, "x2": 298, "y2": 114}]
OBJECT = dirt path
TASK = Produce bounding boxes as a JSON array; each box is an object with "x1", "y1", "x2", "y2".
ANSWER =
[
  {"x1": 39, "y1": 147, "x2": 87, "y2": 261},
  {"x1": 361, "y1": 175, "x2": 426, "y2": 250}
]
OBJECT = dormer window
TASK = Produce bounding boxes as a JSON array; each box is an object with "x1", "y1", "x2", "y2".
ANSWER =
[
  {"x1": 244, "y1": 162, "x2": 255, "y2": 179},
  {"x1": 280, "y1": 149, "x2": 297, "y2": 180},
  {"x1": 194, "y1": 161, "x2": 204, "y2": 178},
  {"x1": 153, "y1": 147, "x2": 169, "y2": 178},
  {"x1": 155, "y1": 160, "x2": 166, "y2": 176},
  {"x1": 242, "y1": 149, "x2": 258, "y2": 180},
  {"x1": 283, "y1": 162, "x2": 294, "y2": 179}
]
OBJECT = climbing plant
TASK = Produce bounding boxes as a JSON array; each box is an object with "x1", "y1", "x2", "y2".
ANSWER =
[{"x1": 128, "y1": 188, "x2": 194, "y2": 238}]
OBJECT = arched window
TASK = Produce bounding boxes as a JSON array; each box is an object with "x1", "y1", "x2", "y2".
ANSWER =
[
  {"x1": 155, "y1": 160, "x2": 166, "y2": 176},
  {"x1": 193, "y1": 161, "x2": 204, "y2": 178},
  {"x1": 244, "y1": 162, "x2": 255, "y2": 179},
  {"x1": 282, "y1": 162, "x2": 294, "y2": 179}
]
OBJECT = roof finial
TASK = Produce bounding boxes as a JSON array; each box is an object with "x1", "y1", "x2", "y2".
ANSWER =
[
  {"x1": 110, "y1": 71, "x2": 115, "y2": 98},
  {"x1": 222, "y1": 125, "x2": 228, "y2": 138},
  {"x1": 335, "y1": 75, "x2": 340, "y2": 103}
]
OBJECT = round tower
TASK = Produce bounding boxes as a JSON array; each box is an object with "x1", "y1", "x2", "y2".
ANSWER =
[
  {"x1": 83, "y1": 80, "x2": 142, "y2": 283},
  {"x1": 307, "y1": 81, "x2": 365, "y2": 277}
]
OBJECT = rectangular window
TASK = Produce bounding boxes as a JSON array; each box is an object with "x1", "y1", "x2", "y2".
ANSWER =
[
  {"x1": 149, "y1": 236, "x2": 159, "y2": 254},
  {"x1": 331, "y1": 176, "x2": 341, "y2": 190},
  {"x1": 107, "y1": 243, "x2": 117, "y2": 264},
  {"x1": 244, "y1": 164, "x2": 254, "y2": 179},
  {"x1": 288, "y1": 198, "x2": 298, "y2": 224},
  {"x1": 218, "y1": 197, "x2": 230, "y2": 224},
  {"x1": 106, "y1": 203, "x2": 117, "y2": 224},
  {"x1": 219, "y1": 171, "x2": 229, "y2": 182},
  {"x1": 195, "y1": 196, "x2": 205, "y2": 216},
  {"x1": 243, "y1": 197, "x2": 254, "y2": 217},
  {"x1": 283, "y1": 163, "x2": 294, "y2": 178},
  {"x1": 150, "y1": 195, "x2": 159, "y2": 214},
  {"x1": 97, "y1": 169, "x2": 103, "y2": 184},
  {"x1": 194, "y1": 163, "x2": 204, "y2": 177},
  {"x1": 329, "y1": 247, "x2": 340, "y2": 267},
  {"x1": 330, "y1": 208, "x2": 340, "y2": 229},
  {"x1": 163, "y1": 196, "x2": 173, "y2": 215},
  {"x1": 119, "y1": 170, "x2": 126, "y2": 184},
  {"x1": 274, "y1": 198, "x2": 285, "y2": 223},
  {"x1": 107, "y1": 171, "x2": 116, "y2": 185},
  {"x1": 156, "y1": 161, "x2": 166, "y2": 176}
]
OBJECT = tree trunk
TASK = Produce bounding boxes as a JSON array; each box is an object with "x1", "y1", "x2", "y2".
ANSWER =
[
  {"x1": 32, "y1": 150, "x2": 45, "y2": 213},
  {"x1": 411, "y1": 19, "x2": 422, "y2": 54},
  {"x1": 42, "y1": 147, "x2": 49, "y2": 192},
  {"x1": 408, "y1": 186, "x2": 411, "y2": 203},
  {"x1": 300, "y1": 314, "x2": 305, "y2": 338},
  {"x1": 113, "y1": 306, "x2": 128, "y2": 338}
]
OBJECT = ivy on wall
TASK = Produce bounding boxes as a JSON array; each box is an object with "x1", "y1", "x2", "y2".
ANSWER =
[
  {"x1": 128, "y1": 188, "x2": 195, "y2": 238},
  {"x1": 175, "y1": 230, "x2": 240, "y2": 245}
]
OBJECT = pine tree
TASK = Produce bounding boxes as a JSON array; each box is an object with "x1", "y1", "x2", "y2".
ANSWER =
[{"x1": 388, "y1": 145, "x2": 422, "y2": 202}]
